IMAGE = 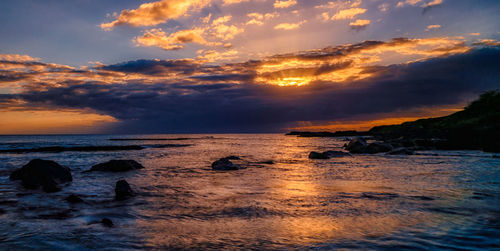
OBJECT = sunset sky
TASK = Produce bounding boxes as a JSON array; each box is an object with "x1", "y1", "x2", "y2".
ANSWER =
[{"x1": 1, "y1": 0, "x2": 499, "y2": 134}]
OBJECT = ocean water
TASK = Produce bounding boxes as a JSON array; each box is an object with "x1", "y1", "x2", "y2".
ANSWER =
[{"x1": 0, "y1": 134, "x2": 498, "y2": 250}]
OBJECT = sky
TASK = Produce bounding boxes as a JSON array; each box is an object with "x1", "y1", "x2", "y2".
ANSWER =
[{"x1": 0, "y1": 0, "x2": 499, "y2": 134}]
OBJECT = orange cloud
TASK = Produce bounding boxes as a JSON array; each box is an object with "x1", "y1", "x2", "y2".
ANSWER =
[
  {"x1": 349, "y1": 19, "x2": 370, "y2": 29},
  {"x1": 331, "y1": 8, "x2": 367, "y2": 20},
  {"x1": 0, "y1": 54, "x2": 40, "y2": 62},
  {"x1": 421, "y1": 0, "x2": 442, "y2": 8},
  {"x1": 197, "y1": 49, "x2": 239, "y2": 62},
  {"x1": 426, "y1": 24, "x2": 441, "y2": 31},
  {"x1": 100, "y1": 0, "x2": 210, "y2": 30},
  {"x1": 222, "y1": 0, "x2": 249, "y2": 5},
  {"x1": 274, "y1": 21, "x2": 306, "y2": 30},
  {"x1": 134, "y1": 28, "x2": 211, "y2": 50},
  {"x1": 274, "y1": 0, "x2": 297, "y2": 9}
]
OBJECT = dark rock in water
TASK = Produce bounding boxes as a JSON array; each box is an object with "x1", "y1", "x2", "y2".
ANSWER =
[
  {"x1": 0, "y1": 208, "x2": 5, "y2": 215},
  {"x1": 365, "y1": 142, "x2": 393, "y2": 154},
  {"x1": 101, "y1": 218, "x2": 113, "y2": 227},
  {"x1": 324, "y1": 151, "x2": 352, "y2": 157},
  {"x1": 493, "y1": 155, "x2": 500, "y2": 159},
  {"x1": 10, "y1": 159, "x2": 72, "y2": 193},
  {"x1": 259, "y1": 160, "x2": 275, "y2": 164},
  {"x1": 115, "y1": 180, "x2": 134, "y2": 201},
  {"x1": 309, "y1": 150, "x2": 352, "y2": 159},
  {"x1": 309, "y1": 151, "x2": 330, "y2": 159},
  {"x1": 211, "y1": 158, "x2": 241, "y2": 170},
  {"x1": 387, "y1": 147, "x2": 415, "y2": 155},
  {"x1": 64, "y1": 194, "x2": 84, "y2": 203},
  {"x1": 346, "y1": 137, "x2": 368, "y2": 153},
  {"x1": 89, "y1": 160, "x2": 144, "y2": 172}
]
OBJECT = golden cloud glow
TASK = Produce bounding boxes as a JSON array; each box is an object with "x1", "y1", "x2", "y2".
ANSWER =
[
  {"x1": 274, "y1": 0, "x2": 297, "y2": 9},
  {"x1": 421, "y1": 0, "x2": 442, "y2": 8},
  {"x1": 426, "y1": 24, "x2": 441, "y2": 31},
  {"x1": 197, "y1": 49, "x2": 239, "y2": 62},
  {"x1": 222, "y1": 0, "x2": 249, "y2": 5},
  {"x1": 0, "y1": 54, "x2": 40, "y2": 62},
  {"x1": 349, "y1": 19, "x2": 370, "y2": 29},
  {"x1": 255, "y1": 37, "x2": 470, "y2": 86},
  {"x1": 331, "y1": 8, "x2": 367, "y2": 20},
  {"x1": 100, "y1": 0, "x2": 210, "y2": 30},
  {"x1": 134, "y1": 28, "x2": 211, "y2": 50},
  {"x1": 274, "y1": 21, "x2": 306, "y2": 30}
]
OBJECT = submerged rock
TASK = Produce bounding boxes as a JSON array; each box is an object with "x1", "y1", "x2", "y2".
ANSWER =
[
  {"x1": 365, "y1": 142, "x2": 393, "y2": 154},
  {"x1": 259, "y1": 160, "x2": 275, "y2": 165},
  {"x1": 309, "y1": 150, "x2": 352, "y2": 159},
  {"x1": 10, "y1": 159, "x2": 72, "y2": 193},
  {"x1": 346, "y1": 137, "x2": 368, "y2": 153},
  {"x1": 89, "y1": 160, "x2": 144, "y2": 172},
  {"x1": 101, "y1": 218, "x2": 113, "y2": 227},
  {"x1": 64, "y1": 194, "x2": 84, "y2": 203},
  {"x1": 308, "y1": 151, "x2": 330, "y2": 159},
  {"x1": 115, "y1": 180, "x2": 134, "y2": 201},
  {"x1": 211, "y1": 158, "x2": 242, "y2": 170},
  {"x1": 387, "y1": 147, "x2": 415, "y2": 155}
]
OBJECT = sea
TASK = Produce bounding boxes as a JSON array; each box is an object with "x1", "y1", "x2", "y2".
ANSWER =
[{"x1": 0, "y1": 134, "x2": 498, "y2": 250}]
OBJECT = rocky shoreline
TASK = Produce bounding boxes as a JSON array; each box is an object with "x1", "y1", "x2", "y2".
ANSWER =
[{"x1": 288, "y1": 91, "x2": 500, "y2": 153}]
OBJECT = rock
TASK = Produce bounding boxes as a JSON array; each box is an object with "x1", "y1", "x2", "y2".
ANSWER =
[
  {"x1": 259, "y1": 160, "x2": 275, "y2": 164},
  {"x1": 346, "y1": 137, "x2": 368, "y2": 153},
  {"x1": 64, "y1": 194, "x2": 84, "y2": 203},
  {"x1": 225, "y1": 156, "x2": 241, "y2": 160},
  {"x1": 323, "y1": 151, "x2": 352, "y2": 157},
  {"x1": 387, "y1": 147, "x2": 414, "y2": 155},
  {"x1": 101, "y1": 218, "x2": 113, "y2": 227},
  {"x1": 365, "y1": 142, "x2": 393, "y2": 154},
  {"x1": 115, "y1": 180, "x2": 134, "y2": 201},
  {"x1": 89, "y1": 160, "x2": 144, "y2": 172},
  {"x1": 309, "y1": 150, "x2": 352, "y2": 159},
  {"x1": 10, "y1": 159, "x2": 72, "y2": 193},
  {"x1": 308, "y1": 151, "x2": 330, "y2": 159},
  {"x1": 211, "y1": 158, "x2": 241, "y2": 170}
]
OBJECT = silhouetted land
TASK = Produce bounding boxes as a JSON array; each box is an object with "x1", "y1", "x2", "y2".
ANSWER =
[{"x1": 288, "y1": 91, "x2": 500, "y2": 152}]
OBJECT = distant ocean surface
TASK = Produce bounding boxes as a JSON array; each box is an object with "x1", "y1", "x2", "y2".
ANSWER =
[{"x1": 0, "y1": 134, "x2": 499, "y2": 250}]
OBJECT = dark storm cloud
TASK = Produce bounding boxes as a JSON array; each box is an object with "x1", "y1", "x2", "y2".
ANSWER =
[{"x1": 3, "y1": 46, "x2": 498, "y2": 133}]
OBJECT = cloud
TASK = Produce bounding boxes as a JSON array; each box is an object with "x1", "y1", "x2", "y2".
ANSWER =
[
  {"x1": 134, "y1": 28, "x2": 211, "y2": 50},
  {"x1": 331, "y1": 8, "x2": 367, "y2": 20},
  {"x1": 0, "y1": 54, "x2": 40, "y2": 62},
  {"x1": 469, "y1": 33, "x2": 480, "y2": 36},
  {"x1": 197, "y1": 49, "x2": 239, "y2": 62},
  {"x1": 2, "y1": 40, "x2": 498, "y2": 133},
  {"x1": 422, "y1": 0, "x2": 443, "y2": 13},
  {"x1": 246, "y1": 12, "x2": 278, "y2": 25},
  {"x1": 100, "y1": 0, "x2": 210, "y2": 30},
  {"x1": 426, "y1": 24, "x2": 441, "y2": 31},
  {"x1": 472, "y1": 39, "x2": 500, "y2": 46},
  {"x1": 222, "y1": 0, "x2": 249, "y2": 5},
  {"x1": 274, "y1": 21, "x2": 306, "y2": 30},
  {"x1": 209, "y1": 16, "x2": 244, "y2": 40},
  {"x1": 421, "y1": 0, "x2": 443, "y2": 8},
  {"x1": 396, "y1": 0, "x2": 423, "y2": 7},
  {"x1": 274, "y1": 0, "x2": 297, "y2": 9},
  {"x1": 378, "y1": 3, "x2": 389, "y2": 12},
  {"x1": 349, "y1": 19, "x2": 370, "y2": 31}
]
